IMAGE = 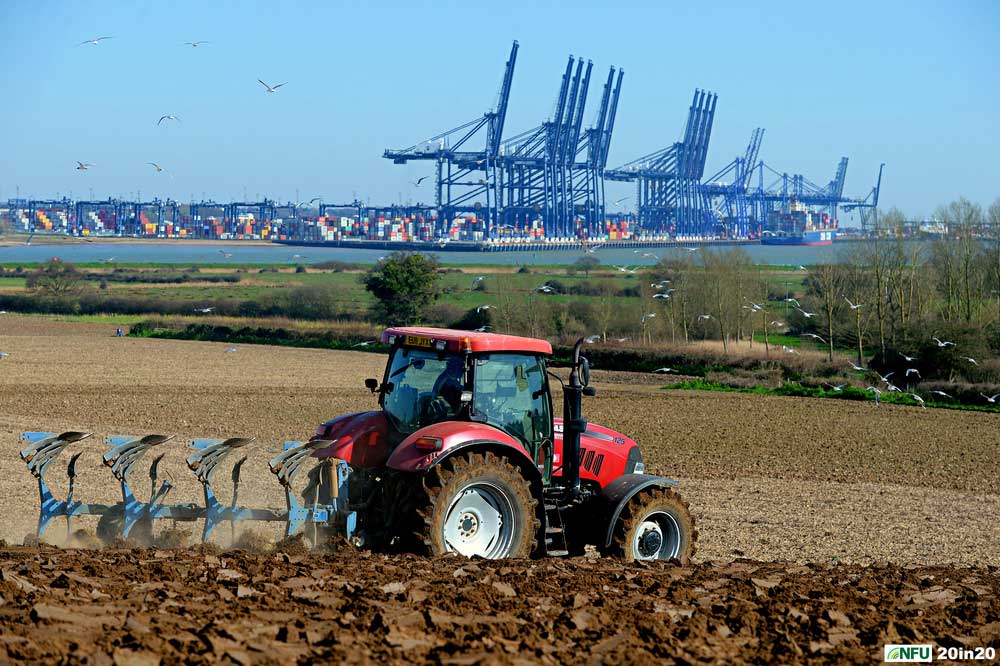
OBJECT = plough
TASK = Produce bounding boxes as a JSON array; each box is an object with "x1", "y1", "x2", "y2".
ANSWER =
[{"x1": 19, "y1": 431, "x2": 357, "y2": 546}]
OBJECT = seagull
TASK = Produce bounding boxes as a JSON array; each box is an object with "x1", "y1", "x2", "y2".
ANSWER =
[
  {"x1": 583, "y1": 243, "x2": 604, "y2": 254},
  {"x1": 157, "y1": 115, "x2": 180, "y2": 125},
  {"x1": 886, "y1": 383, "x2": 902, "y2": 393},
  {"x1": 653, "y1": 367, "x2": 674, "y2": 373},
  {"x1": 642, "y1": 253, "x2": 659, "y2": 260},
  {"x1": 475, "y1": 305, "x2": 493, "y2": 313},
  {"x1": 909, "y1": 393, "x2": 926, "y2": 409},
  {"x1": 782, "y1": 346, "x2": 798, "y2": 355},
  {"x1": 614, "y1": 337, "x2": 630, "y2": 343},
  {"x1": 147, "y1": 162, "x2": 165, "y2": 172},
  {"x1": 981, "y1": 393, "x2": 1000, "y2": 404},
  {"x1": 412, "y1": 176, "x2": 429, "y2": 187},
  {"x1": 25, "y1": 232, "x2": 35, "y2": 245},
  {"x1": 770, "y1": 320, "x2": 785, "y2": 327},
  {"x1": 219, "y1": 250, "x2": 233, "y2": 258},
  {"x1": 797, "y1": 265, "x2": 807, "y2": 271},
  {"x1": 102, "y1": 257, "x2": 116, "y2": 263},
  {"x1": 933, "y1": 337, "x2": 955, "y2": 347},
  {"x1": 470, "y1": 275, "x2": 485, "y2": 290},
  {"x1": 76, "y1": 161, "x2": 95, "y2": 170},
  {"x1": 653, "y1": 293, "x2": 670, "y2": 299},
  {"x1": 697, "y1": 314, "x2": 711, "y2": 320},
  {"x1": 905, "y1": 368, "x2": 920, "y2": 378},
  {"x1": 194, "y1": 307, "x2": 214, "y2": 313},
  {"x1": 802, "y1": 333, "x2": 826, "y2": 342},
  {"x1": 534, "y1": 285, "x2": 554, "y2": 293},
  {"x1": 962, "y1": 356, "x2": 978, "y2": 365},
  {"x1": 584, "y1": 335, "x2": 601, "y2": 344},
  {"x1": 899, "y1": 353, "x2": 917, "y2": 362},
  {"x1": 784, "y1": 298, "x2": 800, "y2": 306},
  {"x1": 825, "y1": 383, "x2": 847, "y2": 392},
  {"x1": 258, "y1": 79, "x2": 286, "y2": 93},
  {"x1": 684, "y1": 247, "x2": 699, "y2": 252},
  {"x1": 641, "y1": 313, "x2": 657, "y2": 324},
  {"x1": 614, "y1": 265, "x2": 637, "y2": 274},
  {"x1": 352, "y1": 341, "x2": 376, "y2": 348},
  {"x1": 291, "y1": 254, "x2": 306, "y2": 259},
  {"x1": 796, "y1": 307, "x2": 817, "y2": 318},
  {"x1": 474, "y1": 326, "x2": 491, "y2": 332},
  {"x1": 224, "y1": 347, "x2": 238, "y2": 353},
  {"x1": 929, "y1": 390, "x2": 952, "y2": 399},
  {"x1": 651, "y1": 280, "x2": 671, "y2": 288},
  {"x1": 844, "y1": 297, "x2": 864, "y2": 310},
  {"x1": 847, "y1": 362, "x2": 867, "y2": 372},
  {"x1": 0, "y1": 311, "x2": 6, "y2": 314},
  {"x1": 866, "y1": 386, "x2": 882, "y2": 405},
  {"x1": 0, "y1": 352, "x2": 9, "y2": 360},
  {"x1": 78, "y1": 37, "x2": 112, "y2": 46},
  {"x1": 612, "y1": 196, "x2": 631, "y2": 205},
  {"x1": 184, "y1": 41, "x2": 210, "y2": 47},
  {"x1": 876, "y1": 371, "x2": 894, "y2": 384}
]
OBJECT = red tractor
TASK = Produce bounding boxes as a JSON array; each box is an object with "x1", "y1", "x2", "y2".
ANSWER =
[{"x1": 311, "y1": 327, "x2": 696, "y2": 561}]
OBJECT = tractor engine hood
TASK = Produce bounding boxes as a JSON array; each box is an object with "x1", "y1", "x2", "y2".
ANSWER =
[
  {"x1": 553, "y1": 417, "x2": 643, "y2": 485},
  {"x1": 311, "y1": 411, "x2": 392, "y2": 468}
]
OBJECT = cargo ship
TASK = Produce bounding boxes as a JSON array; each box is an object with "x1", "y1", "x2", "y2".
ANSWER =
[{"x1": 760, "y1": 201, "x2": 837, "y2": 246}]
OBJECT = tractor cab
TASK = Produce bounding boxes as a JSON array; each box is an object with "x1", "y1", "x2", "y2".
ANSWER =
[{"x1": 370, "y1": 327, "x2": 556, "y2": 476}]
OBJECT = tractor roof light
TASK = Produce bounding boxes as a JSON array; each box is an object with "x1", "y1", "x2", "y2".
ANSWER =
[
  {"x1": 435, "y1": 340, "x2": 447, "y2": 351},
  {"x1": 387, "y1": 335, "x2": 397, "y2": 345},
  {"x1": 458, "y1": 336, "x2": 472, "y2": 351}
]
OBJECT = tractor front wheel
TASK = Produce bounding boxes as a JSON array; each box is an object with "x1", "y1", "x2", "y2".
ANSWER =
[
  {"x1": 419, "y1": 452, "x2": 538, "y2": 559},
  {"x1": 612, "y1": 487, "x2": 696, "y2": 563}
]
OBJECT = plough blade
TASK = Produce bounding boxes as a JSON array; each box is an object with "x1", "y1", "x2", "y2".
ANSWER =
[{"x1": 19, "y1": 431, "x2": 357, "y2": 548}]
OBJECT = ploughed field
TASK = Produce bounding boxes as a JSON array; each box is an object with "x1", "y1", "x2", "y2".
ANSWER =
[{"x1": 1, "y1": 315, "x2": 998, "y2": 664}]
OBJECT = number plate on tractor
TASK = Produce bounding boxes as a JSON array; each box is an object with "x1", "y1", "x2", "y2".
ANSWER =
[{"x1": 405, "y1": 335, "x2": 434, "y2": 348}]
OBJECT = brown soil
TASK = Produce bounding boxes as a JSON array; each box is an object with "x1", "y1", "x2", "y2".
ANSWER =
[{"x1": 1, "y1": 315, "x2": 998, "y2": 663}]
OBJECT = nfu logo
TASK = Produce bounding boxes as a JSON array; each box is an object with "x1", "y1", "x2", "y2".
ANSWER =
[{"x1": 884, "y1": 644, "x2": 933, "y2": 662}]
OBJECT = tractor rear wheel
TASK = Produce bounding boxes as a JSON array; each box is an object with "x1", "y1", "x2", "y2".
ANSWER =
[
  {"x1": 612, "y1": 487, "x2": 696, "y2": 563},
  {"x1": 419, "y1": 452, "x2": 538, "y2": 559}
]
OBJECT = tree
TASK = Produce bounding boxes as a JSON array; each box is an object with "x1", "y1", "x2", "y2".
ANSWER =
[
  {"x1": 361, "y1": 252, "x2": 441, "y2": 326},
  {"x1": 26, "y1": 259, "x2": 85, "y2": 296},
  {"x1": 988, "y1": 197, "x2": 1000, "y2": 320},
  {"x1": 571, "y1": 255, "x2": 600, "y2": 276}
]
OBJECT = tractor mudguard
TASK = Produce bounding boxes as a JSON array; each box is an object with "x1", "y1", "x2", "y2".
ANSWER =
[
  {"x1": 597, "y1": 474, "x2": 679, "y2": 548},
  {"x1": 310, "y1": 411, "x2": 391, "y2": 468},
  {"x1": 386, "y1": 421, "x2": 537, "y2": 477}
]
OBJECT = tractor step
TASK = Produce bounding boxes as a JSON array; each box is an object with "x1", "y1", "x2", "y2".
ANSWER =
[{"x1": 542, "y1": 501, "x2": 570, "y2": 557}]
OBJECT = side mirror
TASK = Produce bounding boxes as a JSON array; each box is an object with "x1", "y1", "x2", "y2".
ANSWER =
[
  {"x1": 364, "y1": 378, "x2": 379, "y2": 393},
  {"x1": 580, "y1": 357, "x2": 591, "y2": 387}
]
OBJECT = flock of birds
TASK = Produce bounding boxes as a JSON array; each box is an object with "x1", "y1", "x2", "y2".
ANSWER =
[{"x1": 71, "y1": 36, "x2": 288, "y2": 179}]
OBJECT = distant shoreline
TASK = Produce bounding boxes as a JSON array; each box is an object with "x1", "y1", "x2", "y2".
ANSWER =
[{"x1": 0, "y1": 235, "x2": 273, "y2": 248}]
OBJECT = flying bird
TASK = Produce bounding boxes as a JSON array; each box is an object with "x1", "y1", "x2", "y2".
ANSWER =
[
  {"x1": 614, "y1": 337, "x2": 630, "y2": 343},
  {"x1": 866, "y1": 386, "x2": 882, "y2": 405},
  {"x1": 782, "y1": 346, "x2": 798, "y2": 355},
  {"x1": 184, "y1": 41, "x2": 210, "y2": 47},
  {"x1": 641, "y1": 313, "x2": 657, "y2": 323},
  {"x1": 534, "y1": 284, "x2": 554, "y2": 293},
  {"x1": 76, "y1": 161, "x2": 95, "y2": 170},
  {"x1": 474, "y1": 326, "x2": 491, "y2": 332},
  {"x1": 905, "y1": 368, "x2": 920, "y2": 378},
  {"x1": 583, "y1": 243, "x2": 604, "y2": 254},
  {"x1": 219, "y1": 250, "x2": 233, "y2": 258},
  {"x1": 147, "y1": 162, "x2": 165, "y2": 172},
  {"x1": 825, "y1": 383, "x2": 847, "y2": 392},
  {"x1": 784, "y1": 298, "x2": 800, "y2": 306},
  {"x1": 933, "y1": 337, "x2": 955, "y2": 347},
  {"x1": 802, "y1": 333, "x2": 826, "y2": 343},
  {"x1": 796, "y1": 307, "x2": 817, "y2": 318},
  {"x1": 584, "y1": 335, "x2": 601, "y2": 344},
  {"x1": 224, "y1": 347, "x2": 238, "y2": 353},
  {"x1": 684, "y1": 247, "x2": 699, "y2": 252},
  {"x1": 194, "y1": 307, "x2": 214, "y2": 313},
  {"x1": 770, "y1": 320, "x2": 785, "y2": 327},
  {"x1": 697, "y1": 314, "x2": 711, "y2": 320},
  {"x1": 102, "y1": 257, "x2": 116, "y2": 263},
  {"x1": 844, "y1": 297, "x2": 864, "y2": 310},
  {"x1": 981, "y1": 393, "x2": 1000, "y2": 404},
  {"x1": 412, "y1": 176, "x2": 429, "y2": 187},
  {"x1": 475, "y1": 305, "x2": 493, "y2": 313},
  {"x1": 351, "y1": 341, "x2": 376, "y2": 348},
  {"x1": 876, "y1": 371, "x2": 895, "y2": 384},
  {"x1": 470, "y1": 275, "x2": 485, "y2": 290},
  {"x1": 258, "y1": 79, "x2": 286, "y2": 93},
  {"x1": 899, "y1": 353, "x2": 917, "y2": 362},
  {"x1": 929, "y1": 390, "x2": 952, "y2": 399},
  {"x1": 653, "y1": 367, "x2": 674, "y2": 373},
  {"x1": 157, "y1": 115, "x2": 180, "y2": 125},
  {"x1": 909, "y1": 393, "x2": 926, "y2": 409},
  {"x1": 0, "y1": 352, "x2": 10, "y2": 360},
  {"x1": 797, "y1": 265, "x2": 807, "y2": 271},
  {"x1": 291, "y1": 254, "x2": 306, "y2": 259},
  {"x1": 962, "y1": 356, "x2": 978, "y2": 365},
  {"x1": 78, "y1": 37, "x2": 112, "y2": 46},
  {"x1": 651, "y1": 280, "x2": 671, "y2": 288},
  {"x1": 653, "y1": 293, "x2": 670, "y2": 299}
]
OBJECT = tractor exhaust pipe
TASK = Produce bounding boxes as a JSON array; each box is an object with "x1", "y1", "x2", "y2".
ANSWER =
[{"x1": 562, "y1": 337, "x2": 591, "y2": 498}]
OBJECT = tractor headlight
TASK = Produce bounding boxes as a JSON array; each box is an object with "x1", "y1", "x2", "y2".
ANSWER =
[{"x1": 633, "y1": 462, "x2": 645, "y2": 474}]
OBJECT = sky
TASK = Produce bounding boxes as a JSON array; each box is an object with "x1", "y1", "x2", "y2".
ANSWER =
[{"x1": 1, "y1": 0, "x2": 998, "y2": 220}]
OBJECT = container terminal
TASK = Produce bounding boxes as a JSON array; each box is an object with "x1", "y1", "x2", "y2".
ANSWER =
[{"x1": 2, "y1": 41, "x2": 883, "y2": 251}]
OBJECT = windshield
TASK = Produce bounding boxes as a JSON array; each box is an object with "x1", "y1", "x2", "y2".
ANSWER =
[
  {"x1": 382, "y1": 348, "x2": 466, "y2": 434},
  {"x1": 471, "y1": 353, "x2": 551, "y2": 447}
]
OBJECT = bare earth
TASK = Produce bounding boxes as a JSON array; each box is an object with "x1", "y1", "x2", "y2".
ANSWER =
[{"x1": 1, "y1": 315, "x2": 998, "y2": 664}]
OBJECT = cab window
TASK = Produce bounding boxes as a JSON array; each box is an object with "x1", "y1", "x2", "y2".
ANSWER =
[{"x1": 471, "y1": 354, "x2": 551, "y2": 447}]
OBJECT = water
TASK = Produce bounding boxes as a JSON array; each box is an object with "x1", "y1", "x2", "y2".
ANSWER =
[{"x1": 0, "y1": 241, "x2": 862, "y2": 267}]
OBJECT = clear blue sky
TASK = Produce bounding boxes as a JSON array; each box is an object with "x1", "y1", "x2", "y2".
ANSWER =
[{"x1": 2, "y1": 0, "x2": 997, "y2": 220}]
